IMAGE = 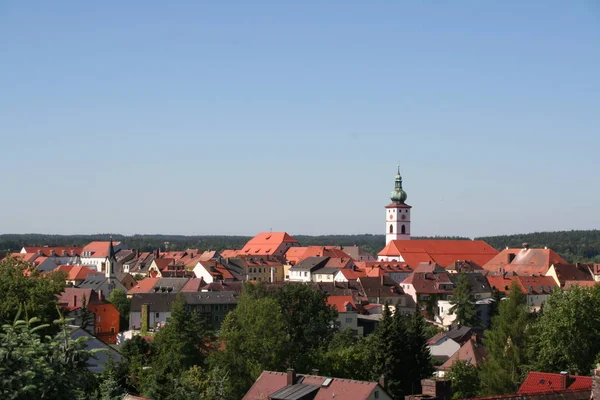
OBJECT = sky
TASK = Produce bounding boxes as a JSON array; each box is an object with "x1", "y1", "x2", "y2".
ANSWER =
[{"x1": 1, "y1": 1, "x2": 599, "y2": 238}]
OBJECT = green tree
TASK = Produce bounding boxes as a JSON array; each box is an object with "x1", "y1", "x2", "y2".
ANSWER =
[
  {"x1": 320, "y1": 329, "x2": 377, "y2": 381},
  {"x1": 0, "y1": 309, "x2": 100, "y2": 399},
  {"x1": 209, "y1": 292, "x2": 287, "y2": 399},
  {"x1": 79, "y1": 293, "x2": 94, "y2": 332},
  {"x1": 449, "y1": 273, "x2": 478, "y2": 327},
  {"x1": 446, "y1": 360, "x2": 480, "y2": 399},
  {"x1": 479, "y1": 281, "x2": 532, "y2": 395},
  {"x1": 0, "y1": 256, "x2": 66, "y2": 327},
  {"x1": 272, "y1": 283, "x2": 338, "y2": 371},
  {"x1": 108, "y1": 288, "x2": 130, "y2": 331},
  {"x1": 405, "y1": 313, "x2": 434, "y2": 393},
  {"x1": 529, "y1": 285, "x2": 600, "y2": 374},
  {"x1": 144, "y1": 295, "x2": 212, "y2": 399}
]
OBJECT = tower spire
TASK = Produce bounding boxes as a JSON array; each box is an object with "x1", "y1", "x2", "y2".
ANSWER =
[{"x1": 390, "y1": 168, "x2": 407, "y2": 204}]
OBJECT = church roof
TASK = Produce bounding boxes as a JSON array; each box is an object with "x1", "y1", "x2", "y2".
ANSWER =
[
  {"x1": 378, "y1": 240, "x2": 498, "y2": 268},
  {"x1": 483, "y1": 247, "x2": 568, "y2": 275}
]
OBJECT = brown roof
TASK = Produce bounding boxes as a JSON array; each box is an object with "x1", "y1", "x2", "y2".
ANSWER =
[
  {"x1": 358, "y1": 276, "x2": 405, "y2": 298},
  {"x1": 439, "y1": 338, "x2": 487, "y2": 371},
  {"x1": 518, "y1": 372, "x2": 591, "y2": 394},
  {"x1": 378, "y1": 240, "x2": 498, "y2": 268},
  {"x1": 127, "y1": 277, "x2": 160, "y2": 295},
  {"x1": 403, "y1": 272, "x2": 455, "y2": 294},
  {"x1": 483, "y1": 247, "x2": 567, "y2": 275},
  {"x1": 487, "y1": 275, "x2": 557, "y2": 295},
  {"x1": 550, "y1": 264, "x2": 593, "y2": 286},
  {"x1": 243, "y1": 371, "x2": 385, "y2": 400}
]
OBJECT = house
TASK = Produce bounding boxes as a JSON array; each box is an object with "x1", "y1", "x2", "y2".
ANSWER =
[
  {"x1": 483, "y1": 244, "x2": 567, "y2": 275},
  {"x1": 338, "y1": 245, "x2": 376, "y2": 262},
  {"x1": 401, "y1": 271, "x2": 455, "y2": 316},
  {"x1": 357, "y1": 276, "x2": 414, "y2": 315},
  {"x1": 80, "y1": 241, "x2": 126, "y2": 271},
  {"x1": 334, "y1": 266, "x2": 368, "y2": 283},
  {"x1": 352, "y1": 261, "x2": 413, "y2": 284},
  {"x1": 129, "y1": 291, "x2": 238, "y2": 331},
  {"x1": 327, "y1": 295, "x2": 363, "y2": 336},
  {"x1": 54, "y1": 265, "x2": 97, "y2": 286},
  {"x1": 288, "y1": 256, "x2": 330, "y2": 282},
  {"x1": 77, "y1": 240, "x2": 127, "y2": 299},
  {"x1": 239, "y1": 232, "x2": 300, "y2": 258},
  {"x1": 487, "y1": 275, "x2": 558, "y2": 310},
  {"x1": 21, "y1": 246, "x2": 82, "y2": 265},
  {"x1": 427, "y1": 326, "x2": 475, "y2": 363},
  {"x1": 377, "y1": 239, "x2": 498, "y2": 268},
  {"x1": 437, "y1": 337, "x2": 487, "y2": 377},
  {"x1": 225, "y1": 256, "x2": 286, "y2": 282},
  {"x1": 193, "y1": 260, "x2": 237, "y2": 283},
  {"x1": 545, "y1": 263, "x2": 593, "y2": 287},
  {"x1": 58, "y1": 288, "x2": 120, "y2": 344},
  {"x1": 518, "y1": 372, "x2": 591, "y2": 394},
  {"x1": 243, "y1": 369, "x2": 392, "y2": 400},
  {"x1": 69, "y1": 327, "x2": 122, "y2": 373}
]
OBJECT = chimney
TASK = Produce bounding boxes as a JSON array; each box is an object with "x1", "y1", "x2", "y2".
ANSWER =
[
  {"x1": 559, "y1": 371, "x2": 569, "y2": 389},
  {"x1": 62, "y1": 250, "x2": 67, "y2": 256},
  {"x1": 381, "y1": 275, "x2": 384, "y2": 285},
  {"x1": 522, "y1": 242, "x2": 530, "y2": 250},
  {"x1": 311, "y1": 369, "x2": 319, "y2": 376},
  {"x1": 97, "y1": 290, "x2": 103, "y2": 301},
  {"x1": 378, "y1": 375, "x2": 387, "y2": 389},
  {"x1": 287, "y1": 368, "x2": 296, "y2": 385}
]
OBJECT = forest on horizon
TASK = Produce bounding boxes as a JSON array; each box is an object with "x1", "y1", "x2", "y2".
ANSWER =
[{"x1": 1, "y1": 229, "x2": 599, "y2": 264}]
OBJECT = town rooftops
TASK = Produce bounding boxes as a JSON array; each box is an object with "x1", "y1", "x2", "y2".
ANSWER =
[
  {"x1": 403, "y1": 271, "x2": 455, "y2": 294},
  {"x1": 518, "y1": 372, "x2": 592, "y2": 394},
  {"x1": 378, "y1": 239, "x2": 498, "y2": 268},
  {"x1": 55, "y1": 265, "x2": 97, "y2": 281},
  {"x1": 326, "y1": 295, "x2": 357, "y2": 313},
  {"x1": 483, "y1": 246, "x2": 567, "y2": 275},
  {"x1": 130, "y1": 291, "x2": 238, "y2": 312},
  {"x1": 487, "y1": 275, "x2": 558, "y2": 295},
  {"x1": 290, "y1": 256, "x2": 330, "y2": 271},
  {"x1": 22, "y1": 246, "x2": 83, "y2": 257},
  {"x1": 549, "y1": 263, "x2": 593, "y2": 286},
  {"x1": 358, "y1": 276, "x2": 405, "y2": 298},
  {"x1": 428, "y1": 326, "x2": 474, "y2": 346},
  {"x1": 438, "y1": 337, "x2": 487, "y2": 371}
]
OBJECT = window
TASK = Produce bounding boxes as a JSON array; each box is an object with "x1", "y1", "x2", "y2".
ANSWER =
[
  {"x1": 97, "y1": 316, "x2": 101, "y2": 322},
  {"x1": 389, "y1": 225, "x2": 394, "y2": 234},
  {"x1": 110, "y1": 327, "x2": 115, "y2": 333},
  {"x1": 345, "y1": 317, "x2": 352, "y2": 323},
  {"x1": 155, "y1": 312, "x2": 160, "y2": 318},
  {"x1": 96, "y1": 328, "x2": 101, "y2": 334},
  {"x1": 304, "y1": 272, "x2": 307, "y2": 277},
  {"x1": 374, "y1": 390, "x2": 380, "y2": 399},
  {"x1": 401, "y1": 225, "x2": 406, "y2": 234}
]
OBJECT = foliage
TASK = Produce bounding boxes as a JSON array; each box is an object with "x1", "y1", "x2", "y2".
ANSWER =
[
  {"x1": 209, "y1": 292, "x2": 287, "y2": 399},
  {"x1": 79, "y1": 293, "x2": 94, "y2": 332},
  {"x1": 405, "y1": 313, "x2": 435, "y2": 392},
  {"x1": 447, "y1": 360, "x2": 480, "y2": 399},
  {"x1": 0, "y1": 256, "x2": 66, "y2": 327},
  {"x1": 108, "y1": 288, "x2": 130, "y2": 331},
  {"x1": 479, "y1": 282, "x2": 532, "y2": 395},
  {"x1": 424, "y1": 294, "x2": 439, "y2": 320},
  {"x1": 320, "y1": 328, "x2": 377, "y2": 381},
  {"x1": 422, "y1": 323, "x2": 443, "y2": 340},
  {"x1": 449, "y1": 273, "x2": 478, "y2": 327},
  {"x1": 0, "y1": 309, "x2": 100, "y2": 399},
  {"x1": 529, "y1": 285, "x2": 600, "y2": 374},
  {"x1": 272, "y1": 283, "x2": 338, "y2": 371}
]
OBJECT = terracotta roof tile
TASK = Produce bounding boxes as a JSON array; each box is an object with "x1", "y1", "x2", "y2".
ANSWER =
[
  {"x1": 518, "y1": 372, "x2": 591, "y2": 394},
  {"x1": 378, "y1": 240, "x2": 497, "y2": 267},
  {"x1": 483, "y1": 247, "x2": 568, "y2": 275}
]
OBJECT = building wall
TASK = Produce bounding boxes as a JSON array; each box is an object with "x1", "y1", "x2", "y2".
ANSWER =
[
  {"x1": 527, "y1": 294, "x2": 550, "y2": 309},
  {"x1": 436, "y1": 300, "x2": 458, "y2": 327},
  {"x1": 89, "y1": 303, "x2": 120, "y2": 344},
  {"x1": 80, "y1": 257, "x2": 107, "y2": 271},
  {"x1": 336, "y1": 311, "x2": 364, "y2": 336},
  {"x1": 193, "y1": 263, "x2": 215, "y2": 283},
  {"x1": 288, "y1": 269, "x2": 311, "y2": 282},
  {"x1": 129, "y1": 311, "x2": 171, "y2": 330},
  {"x1": 312, "y1": 273, "x2": 335, "y2": 283}
]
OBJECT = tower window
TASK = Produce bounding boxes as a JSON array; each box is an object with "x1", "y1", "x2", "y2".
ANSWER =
[
  {"x1": 389, "y1": 225, "x2": 394, "y2": 234},
  {"x1": 401, "y1": 225, "x2": 406, "y2": 234}
]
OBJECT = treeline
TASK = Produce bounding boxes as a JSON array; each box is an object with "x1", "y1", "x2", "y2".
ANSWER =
[
  {"x1": 2, "y1": 229, "x2": 599, "y2": 262},
  {"x1": 477, "y1": 229, "x2": 600, "y2": 263}
]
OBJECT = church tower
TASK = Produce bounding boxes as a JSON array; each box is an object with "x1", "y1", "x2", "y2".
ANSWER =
[
  {"x1": 385, "y1": 168, "x2": 411, "y2": 245},
  {"x1": 106, "y1": 238, "x2": 118, "y2": 286}
]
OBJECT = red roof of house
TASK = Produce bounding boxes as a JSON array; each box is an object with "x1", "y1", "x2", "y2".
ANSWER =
[
  {"x1": 180, "y1": 278, "x2": 207, "y2": 292},
  {"x1": 128, "y1": 277, "x2": 160, "y2": 295},
  {"x1": 564, "y1": 280, "x2": 599, "y2": 289},
  {"x1": 220, "y1": 249, "x2": 240, "y2": 258},
  {"x1": 550, "y1": 264, "x2": 593, "y2": 286},
  {"x1": 240, "y1": 232, "x2": 299, "y2": 256},
  {"x1": 55, "y1": 265, "x2": 97, "y2": 281},
  {"x1": 327, "y1": 295, "x2": 357, "y2": 313},
  {"x1": 487, "y1": 275, "x2": 558, "y2": 295},
  {"x1": 378, "y1": 240, "x2": 498, "y2": 267},
  {"x1": 22, "y1": 246, "x2": 83, "y2": 257},
  {"x1": 336, "y1": 267, "x2": 368, "y2": 280},
  {"x1": 57, "y1": 287, "x2": 96, "y2": 310},
  {"x1": 242, "y1": 371, "x2": 383, "y2": 400},
  {"x1": 284, "y1": 247, "x2": 309, "y2": 263},
  {"x1": 9, "y1": 252, "x2": 38, "y2": 263},
  {"x1": 439, "y1": 338, "x2": 487, "y2": 371},
  {"x1": 483, "y1": 247, "x2": 567, "y2": 275},
  {"x1": 518, "y1": 372, "x2": 591, "y2": 394},
  {"x1": 403, "y1": 271, "x2": 455, "y2": 294},
  {"x1": 82, "y1": 242, "x2": 120, "y2": 258},
  {"x1": 153, "y1": 258, "x2": 176, "y2": 271}
]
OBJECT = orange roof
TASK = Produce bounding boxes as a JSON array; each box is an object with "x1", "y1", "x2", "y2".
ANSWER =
[
  {"x1": 487, "y1": 275, "x2": 558, "y2": 295},
  {"x1": 55, "y1": 265, "x2": 97, "y2": 281},
  {"x1": 33, "y1": 256, "x2": 49, "y2": 266},
  {"x1": 337, "y1": 268, "x2": 368, "y2": 280},
  {"x1": 240, "y1": 232, "x2": 299, "y2": 256},
  {"x1": 9, "y1": 252, "x2": 38, "y2": 263},
  {"x1": 22, "y1": 246, "x2": 82, "y2": 257},
  {"x1": 220, "y1": 249, "x2": 239, "y2": 258},
  {"x1": 518, "y1": 372, "x2": 591, "y2": 394},
  {"x1": 128, "y1": 277, "x2": 160, "y2": 295},
  {"x1": 564, "y1": 280, "x2": 599, "y2": 289},
  {"x1": 326, "y1": 295, "x2": 357, "y2": 313},
  {"x1": 284, "y1": 247, "x2": 309, "y2": 263},
  {"x1": 82, "y1": 241, "x2": 121, "y2": 258},
  {"x1": 378, "y1": 240, "x2": 498, "y2": 268},
  {"x1": 483, "y1": 247, "x2": 567, "y2": 275}
]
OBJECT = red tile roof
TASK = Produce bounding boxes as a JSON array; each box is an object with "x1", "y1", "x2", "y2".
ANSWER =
[
  {"x1": 22, "y1": 246, "x2": 83, "y2": 257},
  {"x1": 550, "y1": 264, "x2": 593, "y2": 286},
  {"x1": 180, "y1": 278, "x2": 207, "y2": 292},
  {"x1": 128, "y1": 277, "x2": 160, "y2": 295},
  {"x1": 327, "y1": 295, "x2": 357, "y2": 313},
  {"x1": 483, "y1": 247, "x2": 567, "y2": 275},
  {"x1": 487, "y1": 275, "x2": 558, "y2": 295},
  {"x1": 220, "y1": 249, "x2": 240, "y2": 258},
  {"x1": 82, "y1": 242, "x2": 120, "y2": 258},
  {"x1": 518, "y1": 372, "x2": 591, "y2": 394},
  {"x1": 9, "y1": 252, "x2": 38, "y2": 263},
  {"x1": 57, "y1": 288, "x2": 96, "y2": 310},
  {"x1": 378, "y1": 240, "x2": 498, "y2": 267},
  {"x1": 55, "y1": 265, "x2": 97, "y2": 281},
  {"x1": 564, "y1": 280, "x2": 599, "y2": 289},
  {"x1": 243, "y1": 371, "x2": 383, "y2": 400},
  {"x1": 336, "y1": 267, "x2": 368, "y2": 280},
  {"x1": 403, "y1": 272, "x2": 455, "y2": 294},
  {"x1": 439, "y1": 338, "x2": 487, "y2": 371},
  {"x1": 240, "y1": 232, "x2": 299, "y2": 256}
]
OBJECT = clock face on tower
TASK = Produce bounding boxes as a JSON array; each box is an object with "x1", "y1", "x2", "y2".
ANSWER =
[
  {"x1": 389, "y1": 214, "x2": 393, "y2": 220},
  {"x1": 401, "y1": 215, "x2": 406, "y2": 220}
]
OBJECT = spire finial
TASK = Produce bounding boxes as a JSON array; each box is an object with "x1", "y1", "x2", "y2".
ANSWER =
[{"x1": 397, "y1": 165, "x2": 400, "y2": 175}]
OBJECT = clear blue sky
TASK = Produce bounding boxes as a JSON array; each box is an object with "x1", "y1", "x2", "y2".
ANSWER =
[{"x1": 1, "y1": 1, "x2": 599, "y2": 237}]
